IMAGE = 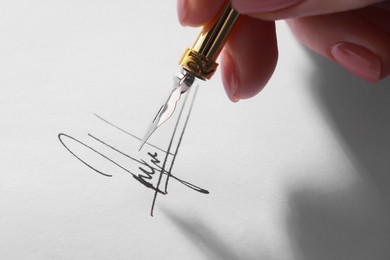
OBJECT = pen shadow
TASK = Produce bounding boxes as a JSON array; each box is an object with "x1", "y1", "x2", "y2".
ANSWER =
[
  {"x1": 287, "y1": 51, "x2": 390, "y2": 260},
  {"x1": 161, "y1": 209, "x2": 239, "y2": 260},
  {"x1": 162, "y1": 208, "x2": 273, "y2": 260}
]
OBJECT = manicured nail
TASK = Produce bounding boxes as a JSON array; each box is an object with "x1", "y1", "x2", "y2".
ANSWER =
[
  {"x1": 331, "y1": 42, "x2": 381, "y2": 83},
  {"x1": 177, "y1": 0, "x2": 189, "y2": 26},
  {"x1": 232, "y1": 0, "x2": 304, "y2": 13},
  {"x1": 227, "y1": 71, "x2": 240, "y2": 102},
  {"x1": 223, "y1": 50, "x2": 240, "y2": 102}
]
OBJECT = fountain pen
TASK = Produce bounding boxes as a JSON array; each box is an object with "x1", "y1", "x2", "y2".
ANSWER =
[{"x1": 139, "y1": 1, "x2": 239, "y2": 150}]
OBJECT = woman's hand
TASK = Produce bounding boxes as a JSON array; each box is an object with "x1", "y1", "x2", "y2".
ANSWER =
[{"x1": 177, "y1": 0, "x2": 390, "y2": 102}]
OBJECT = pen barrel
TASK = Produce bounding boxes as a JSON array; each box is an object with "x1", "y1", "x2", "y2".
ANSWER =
[{"x1": 179, "y1": 1, "x2": 239, "y2": 80}]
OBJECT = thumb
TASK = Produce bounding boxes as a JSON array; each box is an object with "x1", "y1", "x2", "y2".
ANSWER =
[{"x1": 232, "y1": 0, "x2": 388, "y2": 19}]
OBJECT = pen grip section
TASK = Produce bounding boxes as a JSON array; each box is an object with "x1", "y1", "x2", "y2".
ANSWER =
[{"x1": 179, "y1": 1, "x2": 239, "y2": 80}]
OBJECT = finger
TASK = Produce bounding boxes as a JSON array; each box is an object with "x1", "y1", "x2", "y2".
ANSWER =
[
  {"x1": 231, "y1": 0, "x2": 388, "y2": 20},
  {"x1": 220, "y1": 16, "x2": 278, "y2": 101},
  {"x1": 287, "y1": 8, "x2": 390, "y2": 83},
  {"x1": 356, "y1": 4, "x2": 390, "y2": 34},
  {"x1": 177, "y1": 0, "x2": 226, "y2": 26}
]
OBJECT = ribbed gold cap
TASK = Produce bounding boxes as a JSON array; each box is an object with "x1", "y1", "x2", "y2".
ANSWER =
[{"x1": 179, "y1": 2, "x2": 239, "y2": 80}]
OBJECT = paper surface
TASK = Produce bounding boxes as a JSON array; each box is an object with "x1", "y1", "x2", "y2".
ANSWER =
[{"x1": 1, "y1": 1, "x2": 390, "y2": 259}]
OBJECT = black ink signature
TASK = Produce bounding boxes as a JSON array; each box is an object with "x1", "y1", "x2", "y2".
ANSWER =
[{"x1": 58, "y1": 87, "x2": 208, "y2": 216}]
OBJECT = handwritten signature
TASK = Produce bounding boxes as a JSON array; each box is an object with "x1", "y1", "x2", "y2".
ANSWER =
[{"x1": 58, "y1": 87, "x2": 209, "y2": 216}]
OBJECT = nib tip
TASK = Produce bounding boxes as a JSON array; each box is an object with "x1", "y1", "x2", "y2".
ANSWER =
[{"x1": 138, "y1": 141, "x2": 146, "y2": 152}]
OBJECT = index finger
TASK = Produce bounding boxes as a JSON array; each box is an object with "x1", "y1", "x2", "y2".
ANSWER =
[
  {"x1": 231, "y1": 0, "x2": 388, "y2": 20},
  {"x1": 178, "y1": 0, "x2": 226, "y2": 26}
]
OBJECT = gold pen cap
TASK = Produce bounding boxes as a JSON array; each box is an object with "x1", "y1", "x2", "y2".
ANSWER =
[{"x1": 179, "y1": 1, "x2": 239, "y2": 80}]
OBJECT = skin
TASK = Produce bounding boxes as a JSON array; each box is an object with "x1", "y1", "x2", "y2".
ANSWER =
[{"x1": 177, "y1": 0, "x2": 390, "y2": 102}]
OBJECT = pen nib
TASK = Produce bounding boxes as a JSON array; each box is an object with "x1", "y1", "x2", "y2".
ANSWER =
[{"x1": 139, "y1": 69, "x2": 195, "y2": 151}]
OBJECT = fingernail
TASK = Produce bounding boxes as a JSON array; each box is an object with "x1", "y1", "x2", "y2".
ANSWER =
[
  {"x1": 223, "y1": 50, "x2": 240, "y2": 102},
  {"x1": 330, "y1": 42, "x2": 381, "y2": 83},
  {"x1": 177, "y1": 0, "x2": 189, "y2": 26},
  {"x1": 232, "y1": 0, "x2": 304, "y2": 13}
]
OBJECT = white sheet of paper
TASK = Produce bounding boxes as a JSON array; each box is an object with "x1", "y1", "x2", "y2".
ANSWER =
[{"x1": 1, "y1": 1, "x2": 390, "y2": 259}]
